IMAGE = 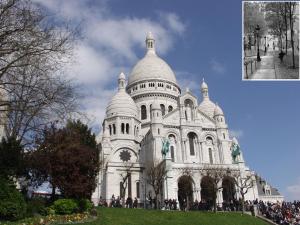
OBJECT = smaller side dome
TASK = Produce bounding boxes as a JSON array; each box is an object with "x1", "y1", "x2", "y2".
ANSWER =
[
  {"x1": 198, "y1": 99, "x2": 216, "y2": 117},
  {"x1": 198, "y1": 79, "x2": 215, "y2": 117},
  {"x1": 214, "y1": 103, "x2": 224, "y2": 116},
  {"x1": 106, "y1": 73, "x2": 138, "y2": 118}
]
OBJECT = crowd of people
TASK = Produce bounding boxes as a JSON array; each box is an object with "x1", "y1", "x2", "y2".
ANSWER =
[
  {"x1": 258, "y1": 201, "x2": 300, "y2": 225},
  {"x1": 98, "y1": 195, "x2": 139, "y2": 208},
  {"x1": 98, "y1": 194, "x2": 300, "y2": 224}
]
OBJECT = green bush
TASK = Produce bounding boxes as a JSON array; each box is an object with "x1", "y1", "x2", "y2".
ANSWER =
[
  {"x1": 0, "y1": 179, "x2": 26, "y2": 221},
  {"x1": 77, "y1": 199, "x2": 93, "y2": 212},
  {"x1": 52, "y1": 199, "x2": 78, "y2": 215},
  {"x1": 26, "y1": 197, "x2": 48, "y2": 217}
]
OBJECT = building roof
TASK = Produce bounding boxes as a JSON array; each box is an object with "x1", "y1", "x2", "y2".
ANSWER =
[
  {"x1": 256, "y1": 175, "x2": 281, "y2": 196},
  {"x1": 214, "y1": 103, "x2": 224, "y2": 116}
]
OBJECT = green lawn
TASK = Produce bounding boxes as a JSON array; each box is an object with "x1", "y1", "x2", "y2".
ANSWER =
[{"x1": 82, "y1": 208, "x2": 269, "y2": 225}]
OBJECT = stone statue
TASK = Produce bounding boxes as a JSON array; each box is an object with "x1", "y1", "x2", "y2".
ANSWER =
[
  {"x1": 161, "y1": 138, "x2": 170, "y2": 158},
  {"x1": 231, "y1": 138, "x2": 241, "y2": 163}
]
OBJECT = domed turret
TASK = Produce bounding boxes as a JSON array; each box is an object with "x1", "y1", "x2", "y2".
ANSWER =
[
  {"x1": 198, "y1": 79, "x2": 216, "y2": 117},
  {"x1": 201, "y1": 79, "x2": 208, "y2": 90},
  {"x1": 106, "y1": 72, "x2": 138, "y2": 118}
]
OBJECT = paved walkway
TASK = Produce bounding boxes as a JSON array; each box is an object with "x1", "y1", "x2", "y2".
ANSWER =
[
  {"x1": 250, "y1": 52, "x2": 276, "y2": 79},
  {"x1": 249, "y1": 49, "x2": 299, "y2": 79}
]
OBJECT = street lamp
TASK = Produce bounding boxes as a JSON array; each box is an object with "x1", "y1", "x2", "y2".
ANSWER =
[{"x1": 255, "y1": 25, "x2": 261, "y2": 61}]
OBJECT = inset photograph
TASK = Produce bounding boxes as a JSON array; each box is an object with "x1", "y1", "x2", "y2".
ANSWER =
[{"x1": 243, "y1": 1, "x2": 299, "y2": 80}]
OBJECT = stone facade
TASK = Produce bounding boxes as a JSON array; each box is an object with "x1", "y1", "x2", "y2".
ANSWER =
[{"x1": 92, "y1": 33, "x2": 283, "y2": 206}]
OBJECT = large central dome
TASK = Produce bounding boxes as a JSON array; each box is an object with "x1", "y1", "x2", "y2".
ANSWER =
[{"x1": 127, "y1": 32, "x2": 177, "y2": 86}]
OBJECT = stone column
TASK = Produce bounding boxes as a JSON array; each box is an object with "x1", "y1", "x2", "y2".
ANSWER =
[
  {"x1": 181, "y1": 139, "x2": 186, "y2": 162},
  {"x1": 197, "y1": 141, "x2": 202, "y2": 162},
  {"x1": 116, "y1": 117, "x2": 120, "y2": 135},
  {"x1": 131, "y1": 118, "x2": 134, "y2": 135},
  {"x1": 217, "y1": 180, "x2": 223, "y2": 207},
  {"x1": 184, "y1": 140, "x2": 188, "y2": 161}
]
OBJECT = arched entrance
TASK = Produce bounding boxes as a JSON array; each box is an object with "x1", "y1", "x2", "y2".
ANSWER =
[
  {"x1": 222, "y1": 176, "x2": 236, "y2": 203},
  {"x1": 200, "y1": 176, "x2": 215, "y2": 209},
  {"x1": 178, "y1": 176, "x2": 193, "y2": 210}
]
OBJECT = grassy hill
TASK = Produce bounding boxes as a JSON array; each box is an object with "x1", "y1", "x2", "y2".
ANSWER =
[{"x1": 84, "y1": 208, "x2": 269, "y2": 225}]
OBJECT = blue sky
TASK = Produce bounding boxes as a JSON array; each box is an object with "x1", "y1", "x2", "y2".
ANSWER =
[{"x1": 33, "y1": 0, "x2": 300, "y2": 201}]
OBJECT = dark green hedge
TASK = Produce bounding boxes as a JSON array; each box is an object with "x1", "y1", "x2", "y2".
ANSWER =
[{"x1": 0, "y1": 179, "x2": 26, "y2": 221}]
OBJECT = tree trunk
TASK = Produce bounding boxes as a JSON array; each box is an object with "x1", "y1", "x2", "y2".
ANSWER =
[
  {"x1": 279, "y1": 30, "x2": 283, "y2": 51},
  {"x1": 51, "y1": 185, "x2": 56, "y2": 202},
  {"x1": 155, "y1": 194, "x2": 159, "y2": 209},
  {"x1": 213, "y1": 191, "x2": 217, "y2": 213},
  {"x1": 241, "y1": 194, "x2": 245, "y2": 214},
  {"x1": 289, "y1": 3, "x2": 295, "y2": 68},
  {"x1": 285, "y1": 3, "x2": 288, "y2": 55}
]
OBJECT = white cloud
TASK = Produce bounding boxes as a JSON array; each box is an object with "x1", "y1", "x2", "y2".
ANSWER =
[
  {"x1": 160, "y1": 12, "x2": 186, "y2": 34},
  {"x1": 229, "y1": 129, "x2": 244, "y2": 139},
  {"x1": 286, "y1": 177, "x2": 300, "y2": 200},
  {"x1": 176, "y1": 71, "x2": 200, "y2": 93},
  {"x1": 210, "y1": 58, "x2": 226, "y2": 74},
  {"x1": 32, "y1": 0, "x2": 186, "y2": 134}
]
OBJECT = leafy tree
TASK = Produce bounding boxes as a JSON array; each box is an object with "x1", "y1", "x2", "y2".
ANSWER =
[
  {"x1": 244, "y1": 2, "x2": 267, "y2": 39},
  {"x1": 0, "y1": 137, "x2": 23, "y2": 180},
  {"x1": 265, "y1": 2, "x2": 286, "y2": 51},
  {"x1": 28, "y1": 120, "x2": 100, "y2": 199},
  {"x1": 0, "y1": 178, "x2": 26, "y2": 221}
]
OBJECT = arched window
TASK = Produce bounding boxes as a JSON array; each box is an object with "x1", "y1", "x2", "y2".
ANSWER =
[
  {"x1": 168, "y1": 105, "x2": 173, "y2": 112},
  {"x1": 136, "y1": 182, "x2": 140, "y2": 198},
  {"x1": 150, "y1": 104, "x2": 152, "y2": 119},
  {"x1": 141, "y1": 105, "x2": 147, "y2": 120},
  {"x1": 113, "y1": 124, "x2": 116, "y2": 134},
  {"x1": 171, "y1": 146, "x2": 175, "y2": 162},
  {"x1": 158, "y1": 128, "x2": 160, "y2": 135},
  {"x1": 188, "y1": 132, "x2": 197, "y2": 156},
  {"x1": 126, "y1": 123, "x2": 129, "y2": 134},
  {"x1": 121, "y1": 123, "x2": 125, "y2": 134},
  {"x1": 206, "y1": 136, "x2": 213, "y2": 145},
  {"x1": 109, "y1": 125, "x2": 112, "y2": 135},
  {"x1": 168, "y1": 134, "x2": 176, "y2": 142},
  {"x1": 160, "y1": 104, "x2": 165, "y2": 116},
  {"x1": 223, "y1": 133, "x2": 226, "y2": 139},
  {"x1": 209, "y1": 148, "x2": 213, "y2": 164}
]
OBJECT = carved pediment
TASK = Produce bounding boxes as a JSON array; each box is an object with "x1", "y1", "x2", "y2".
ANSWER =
[{"x1": 196, "y1": 110, "x2": 216, "y2": 126}]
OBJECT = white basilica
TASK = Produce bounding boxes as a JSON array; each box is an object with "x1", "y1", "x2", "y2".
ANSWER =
[{"x1": 92, "y1": 32, "x2": 283, "y2": 207}]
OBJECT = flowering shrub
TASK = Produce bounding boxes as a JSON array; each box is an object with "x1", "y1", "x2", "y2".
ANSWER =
[{"x1": 7, "y1": 212, "x2": 93, "y2": 225}]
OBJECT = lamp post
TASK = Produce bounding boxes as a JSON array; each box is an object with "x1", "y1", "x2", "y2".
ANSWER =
[{"x1": 255, "y1": 25, "x2": 261, "y2": 61}]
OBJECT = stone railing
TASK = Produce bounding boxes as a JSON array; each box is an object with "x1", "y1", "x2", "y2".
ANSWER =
[{"x1": 244, "y1": 58, "x2": 258, "y2": 79}]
